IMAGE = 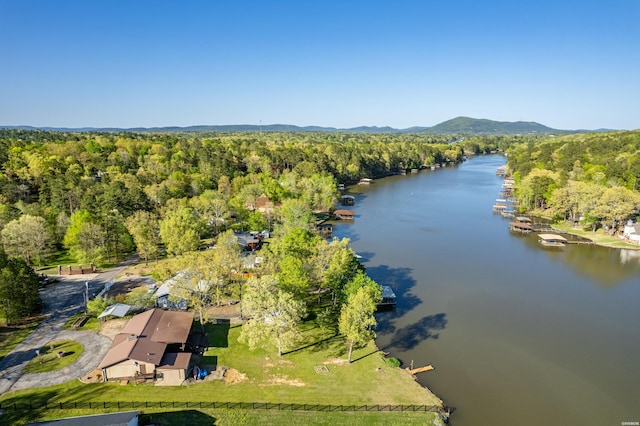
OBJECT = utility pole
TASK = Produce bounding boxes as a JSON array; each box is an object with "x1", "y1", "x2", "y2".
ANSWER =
[{"x1": 85, "y1": 281, "x2": 89, "y2": 313}]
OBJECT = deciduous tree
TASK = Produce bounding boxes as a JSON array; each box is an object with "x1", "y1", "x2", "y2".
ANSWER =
[
  {"x1": 1, "y1": 214, "x2": 51, "y2": 264},
  {"x1": 0, "y1": 251, "x2": 41, "y2": 325},
  {"x1": 239, "y1": 275, "x2": 306, "y2": 356},
  {"x1": 125, "y1": 210, "x2": 161, "y2": 265},
  {"x1": 159, "y1": 205, "x2": 201, "y2": 256},
  {"x1": 339, "y1": 285, "x2": 379, "y2": 363}
]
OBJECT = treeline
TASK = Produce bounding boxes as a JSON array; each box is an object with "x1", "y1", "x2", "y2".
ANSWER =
[
  {"x1": 506, "y1": 130, "x2": 640, "y2": 231},
  {"x1": 0, "y1": 129, "x2": 515, "y2": 327},
  {"x1": 0, "y1": 129, "x2": 501, "y2": 267}
]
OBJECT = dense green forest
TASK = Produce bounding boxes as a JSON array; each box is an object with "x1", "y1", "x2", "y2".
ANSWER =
[
  {"x1": 506, "y1": 130, "x2": 640, "y2": 231},
  {"x1": 0, "y1": 129, "x2": 518, "y2": 266},
  {"x1": 0, "y1": 129, "x2": 533, "y2": 325}
]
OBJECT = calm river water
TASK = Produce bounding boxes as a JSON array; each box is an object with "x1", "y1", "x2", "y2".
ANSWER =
[{"x1": 333, "y1": 154, "x2": 640, "y2": 426}]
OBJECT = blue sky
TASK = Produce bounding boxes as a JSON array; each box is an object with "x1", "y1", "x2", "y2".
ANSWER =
[{"x1": 1, "y1": 0, "x2": 638, "y2": 130}]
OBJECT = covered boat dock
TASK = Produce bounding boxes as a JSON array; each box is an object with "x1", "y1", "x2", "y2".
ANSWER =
[{"x1": 538, "y1": 233, "x2": 567, "y2": 247}]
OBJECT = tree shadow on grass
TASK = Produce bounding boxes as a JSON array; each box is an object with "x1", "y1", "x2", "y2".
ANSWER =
[
  {"x1": 0, "y1": 389, "x2": 60, "y2": 425},
  {"x1": 199, "y1": 354, "x2": 218, "y2": 371},
  {"x1": 380, "y1": 313, "x2": 447, "y2": 352},
  {"x1": 204, "y1": 322, "x2": 230, "y2": 348},
  {"x1": 283, "y1": 334, "x2": 343, "y2": 357},
  {"x1": 350, "y1": 348, "x2": 381, "y2": 363}
]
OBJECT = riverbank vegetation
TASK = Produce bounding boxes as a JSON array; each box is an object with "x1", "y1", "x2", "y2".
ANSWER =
[{"x1": 506, "y1": 130, "x2": 640, "y2": 238}]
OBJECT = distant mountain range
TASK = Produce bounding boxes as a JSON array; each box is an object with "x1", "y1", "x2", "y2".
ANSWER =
[{"x1": 0, "y1": 117, "x2": 611, "y2": 135}]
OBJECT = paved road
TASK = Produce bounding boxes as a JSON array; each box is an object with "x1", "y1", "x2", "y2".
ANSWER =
[{"x1": 0, "y1": 256, "x2": 139, "y2": 395}]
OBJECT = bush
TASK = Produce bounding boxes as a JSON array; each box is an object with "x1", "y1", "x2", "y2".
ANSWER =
[{"x1": 385, "y1": 356, "x2": 401, "y2": 368}]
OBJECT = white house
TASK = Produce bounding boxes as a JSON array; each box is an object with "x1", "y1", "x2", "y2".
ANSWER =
[{"x1": 622, "y1": 220, "x2": 640, "y2": 244}]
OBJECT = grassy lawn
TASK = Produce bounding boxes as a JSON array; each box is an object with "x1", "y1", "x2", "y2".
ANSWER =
[
  {"x1": 552, "y1": 223, "x2": 640, "y2": 249},
  {"x1": 14, "y1": 408, "x2": 440, "y2": 425},
  {"x1": 63, "y1": 313, "x2": 101, "y2": 332},
  {"x1": 35, "y1": 249, "x2": 77, "y2": 275},
  {"x1": 0, "y1": 316, "x2": 442, "y2": 425},
  {"x1": 22, "y1": 340, "x2": 84, "y2": 374},
  {"x1": 0, "y1": 316, "x2": 44, "y2": 363}
]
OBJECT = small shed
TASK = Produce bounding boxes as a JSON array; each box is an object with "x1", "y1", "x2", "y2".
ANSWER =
[
  {"x1": 538, "y1": 233, "x2": 567, "y2": 247},
  {"x1": 98, "y1": 303, "x2": 132, "y2": 320},
  {"x1": 334, "y1": 209, "x2": 355, "y2": 220}
]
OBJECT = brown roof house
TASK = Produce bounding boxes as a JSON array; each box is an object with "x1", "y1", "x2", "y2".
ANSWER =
[{"x1": 98, "y1": 308, "x2": 195, "y2": 384}]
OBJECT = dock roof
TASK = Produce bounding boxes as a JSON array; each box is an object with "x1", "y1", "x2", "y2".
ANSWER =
[{"x1": 538, "y1": 233, "x2": 567, "y2": 241}]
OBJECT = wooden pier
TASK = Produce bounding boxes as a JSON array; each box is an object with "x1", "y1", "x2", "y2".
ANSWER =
[{"x1": 409, "y1": 365, "x2": 434, "y2": 375}]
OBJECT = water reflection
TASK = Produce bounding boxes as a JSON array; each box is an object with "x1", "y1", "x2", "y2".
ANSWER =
[
  {"x1": 334, "y1": 155, "x2": 640, "y2": 426},
  {"x1": 514, "y1": 232, "x2": 640, "y2": 286}
]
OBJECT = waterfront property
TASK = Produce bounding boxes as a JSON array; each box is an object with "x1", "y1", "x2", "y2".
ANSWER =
[
  {"x1": 622, "y1": 220, "x2": 640, "y2": 245},
  {"x1": 377, "y1": 286, "x2": 397, "y2": 310},
  {"x1": 334, "y1": 209, "x2": 355, "y2": 220},
  {"x1": 492, "y1": 198, "x2": 507, "y2": 213},
  {"x1": 509, "y1": 217, "x2": 533, "y2": 233},
  {"x1": 314, "y1": 222, "x2": 333, "y2": 235},
  {"x1": 537, "y1": 233, "x2": 567, "y2": 247},
  {"x1": 340, "y1": 195, "x2": 355, "y2": 206},
  {"x1": 98, "y1": 309, "x2": 196, "y2": 383}
]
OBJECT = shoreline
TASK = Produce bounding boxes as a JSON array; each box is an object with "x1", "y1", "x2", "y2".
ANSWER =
[{"x1": 550, "y1": 223, "x2": 640, "y2": 250}]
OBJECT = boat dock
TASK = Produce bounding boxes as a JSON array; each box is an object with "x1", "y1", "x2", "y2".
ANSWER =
[
  {"x1": 377, "y1": 286, "x2": 396, "y2": 310},
  {"x1": 409, "y1": 365, "x2": 434, "y2": 375}
]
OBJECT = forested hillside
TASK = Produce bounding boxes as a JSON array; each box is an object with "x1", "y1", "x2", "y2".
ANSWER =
[
  {"x1": 0, "y1": 130, "x2": 480, "y2": 267},
  {"x1": 506, "y1": 130, "x2": 640, "y2": 231},
  {"x1": 0, "y1": 129, "x2": 529, "y2": 325}
]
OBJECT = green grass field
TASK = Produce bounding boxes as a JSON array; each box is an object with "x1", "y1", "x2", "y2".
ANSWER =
[
  {"x1": 22, "y1": 340, "x2": 84, "y2": 374},
  {"x1": 0, "y1": 318, "x2": 443, "y2": 425}
]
